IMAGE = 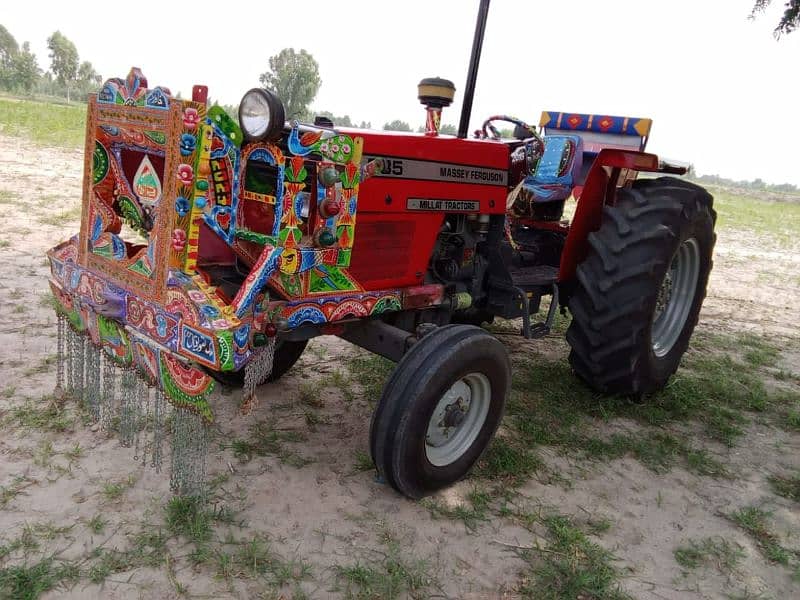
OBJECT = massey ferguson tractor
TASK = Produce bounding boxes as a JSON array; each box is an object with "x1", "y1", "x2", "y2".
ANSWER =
[{"x1": 47, "y1": 0, "x2": 715, "y2": 498}]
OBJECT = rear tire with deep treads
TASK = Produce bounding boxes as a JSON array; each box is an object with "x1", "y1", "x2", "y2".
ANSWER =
[
  {"x1": 370, "y1": 324, "x2": 510, "y2": 499},
  {"x1": 566, "y1": 177, "x2": 716, "y2": 396}
]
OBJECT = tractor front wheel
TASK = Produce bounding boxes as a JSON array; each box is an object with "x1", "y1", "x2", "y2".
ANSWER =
[
  {"x1": 370, "y1": 324, "x2": 510, "y2": 499},
  {"x1": 566, "y1": 177, "x2": 715, "y2": 397}
]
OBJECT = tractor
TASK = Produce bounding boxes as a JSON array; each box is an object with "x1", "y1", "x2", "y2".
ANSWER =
[{"x1": 46, "y1": 0, "x2": 715, "y2": 498}]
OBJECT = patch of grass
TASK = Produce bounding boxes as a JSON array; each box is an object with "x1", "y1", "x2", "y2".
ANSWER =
[
  {"x1": 215, "y1": 534, "x2": 310, "y2": 586},
  {"x1": 0, "y1": 189, "x2": 19, "y2": 204},
  {"x1": 23, "y1": 522, "x2": 73, "y2": 543},
  {"x1": 3, "y1": 398, "x2": 75, "y2": 432},
  {"x1": 518, "y1": 513, "x2": 630, "y2": 600},
  {"x1": 674, "y1": 536, "x2": 745, "y2": 572},
  {"x1": 100, "y1": 476, "x2": 134, "y2": 502},
  {"x1": 506, "y1": 331, "x2": 793, "y2": 480},
  {"x1": 0, "y1": 240, "x2": 9, "y2": 248},
  {"x1": 353, "y1": 450, "x2": 374, "y2": 473},
  {"x1": 0, "y1": 475, "x2": 34, "y2": 509},
  {"x1": 87, "y1": 514, "x2": 106, "y2": 535},
  {"x1": 769, "y1": 473, "x2": 800, "y2": 502},
  {"x1": 304, "y1": 409, "x2": 328, "y2": 430},
  {"x1": 2, "y1": 386, "x2": 15, "y2": 399},
  {"x1": 22, "y1": 355, "x2": 59, "y2": 377},
  {"x1": 728, "y1": 506, "x2": 793, "y2": 565},
  {"x1": 784, "y1": 406, "x2": 800, "y2": 430},
  {"x1": 0, "y1": 526, "x2": 40, "y2": 559},
  {"x1": 164, "y1": 495, "x2": 213, "y2": 545},
  {"x1": 87, "y1": 527, "x2": 168, "y2": 584},
  {"x1": 334, "y1": 527, "x2": 436, "y2": 600},
  {"x1": 739, "y1": 335, "x2": 782, "y2": 368},
  {"x1": 421, "y1": 487, "x2": 491, "y2": 532},
  {"x1": 0, "y1": 557, "x2": 80, "y2": 600},
  {"x1": 474, "y1": 436, "x2": 543, "y2": 485},
  {"x1": 298, "y1": 382, "x2": 324, "y2": 407},
  {"x1": 33, "y1": 440, "x2": 55, "y2": 468},
  {"x1": 0, "y1": 97, "x2": 87, "y2": 149},
  {"x1": 709, "y1": 186, "x2": 800, "y2": 248},
  {"x1": 37, "y1": 205, "x2": 82, "y2": 226},
  {"x1": 347, "y1": 353, "x2": 395, "y2": 402},
  {"x1": 221, "y1": 420, "x2": 310, "y2": 467},
  {"x1": 64, "y1": 443, "x2": 84, "y2": 462},
  {"x1": 325, "y1": 369, "x2": 357, "y2": 402}
]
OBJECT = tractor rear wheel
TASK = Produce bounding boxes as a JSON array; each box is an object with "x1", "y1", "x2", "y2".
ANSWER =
[
  {"x1": 566, "y1": 177, "x2": 715, "y2": 397},
  {"x1": 370, "y1": 325, "x2": 510, "y2": 499}
]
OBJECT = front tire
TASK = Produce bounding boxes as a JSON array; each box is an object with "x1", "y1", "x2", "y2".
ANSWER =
[
  {"x1": 370, "y1": 325, "x2": 510, "y2": 499},
  {"x1": 566, "y1": 177, "x2": 715, "y2": 396}
]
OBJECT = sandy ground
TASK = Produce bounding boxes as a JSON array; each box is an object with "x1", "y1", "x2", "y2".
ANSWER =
[{"x1": 0, "y1": 133, "x2": 799, "y2": 599}]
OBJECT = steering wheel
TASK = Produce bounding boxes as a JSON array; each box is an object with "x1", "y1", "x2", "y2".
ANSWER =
[{"x1": 479, "y1": 115, "x2": 542, "y2": 144}]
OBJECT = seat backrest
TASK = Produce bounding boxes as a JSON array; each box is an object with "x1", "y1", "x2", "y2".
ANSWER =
[
  {"x1": 531, "y1": 134, "x2": 583, "y2": 187},
  {"x1": 539, "y1": 111, "x2": 652, "y2": 186},
  {"x1": 516, "y1": 134, "x2": 583, "y2": 207}
]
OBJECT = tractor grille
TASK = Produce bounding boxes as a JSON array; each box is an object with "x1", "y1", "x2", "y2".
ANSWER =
[{"x1": 348, "y1": 219, "x2": 415, "y2": 286}]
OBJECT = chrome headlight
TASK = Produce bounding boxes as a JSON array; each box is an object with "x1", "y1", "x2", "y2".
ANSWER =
[{"x1": 238, "y1": 89, "x2": 285, "y2": 142}]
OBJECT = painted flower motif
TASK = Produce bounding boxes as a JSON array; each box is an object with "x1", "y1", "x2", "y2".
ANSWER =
[
  {"x1": 177, "y1": 164, "x2": 194, "y2": 186},
  {"x1": 188, "y1": 290, "x2": 206, "y2": 303},
  {"x1": 175, "y1": 196, "x2": 189, "y2": 217},
  {"x1": 180, "y1": 133, "x2": 196, "y2": 156},
  {"x1": 183, "y1": 107, "x2": 200, "y2": 130},
  {"x1": 171, "y1": 228, "x2": 187, "y2": 252},
  {"x1": 175, "y1": 196, "x2": 190, "y2": 217}
]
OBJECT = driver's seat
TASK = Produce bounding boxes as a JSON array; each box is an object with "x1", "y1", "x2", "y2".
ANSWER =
[{"x1": 509, "y1": 134, "x2": 583, "y2": 219}]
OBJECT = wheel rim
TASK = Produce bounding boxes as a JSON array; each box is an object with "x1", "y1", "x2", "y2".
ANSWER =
[
  {"x1": 425, "y1": 372, "x2": 491, "y2": 467},
  {"x1": 651, "y1": 237, "x2": 701, "y2": 358}
]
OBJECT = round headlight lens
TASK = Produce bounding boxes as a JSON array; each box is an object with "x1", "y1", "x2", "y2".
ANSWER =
[{"x1": 240, "y1": 90, "x2": 271, "y2": 139}]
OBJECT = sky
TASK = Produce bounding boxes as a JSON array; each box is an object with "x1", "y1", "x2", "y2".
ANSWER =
[{"x1": 3, "y1": 0, "x2": 799, "y2": 185}]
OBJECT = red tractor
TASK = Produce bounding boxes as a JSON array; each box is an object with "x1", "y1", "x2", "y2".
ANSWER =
[{"x1": 47, "y1": 0, "x2": 715, "y2": 498}]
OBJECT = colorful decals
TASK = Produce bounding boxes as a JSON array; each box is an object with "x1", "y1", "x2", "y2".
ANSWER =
[
  {"x1": 93, "y1": 142, "x2": 109, "y2": 184},
  {"x1": 178, "y1": 324, "x2": 217, "y2": 367},
  {"x1": 159, "y1": 352, "x2": 214, "y2": 422},
  {"x1": 97, "y1": 314, "x2": 133, "y2": 366},
  {"x1": 133, "y1": 155, "x2": 162, "y2": 208}
]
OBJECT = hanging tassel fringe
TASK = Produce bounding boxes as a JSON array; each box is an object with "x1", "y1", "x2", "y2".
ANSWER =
[
  {"x1": 55, "y1": 314, "x2": 66, "y2": 400},
  {"x1": 170, "y1": 407, "x2": 209, "y2": 497},
  {"x1": 54, "y1": 326, "x2": 210, "y2": 495},
  {"x1": 241, "y1": 337, "x2": 276, "y2": 415}
]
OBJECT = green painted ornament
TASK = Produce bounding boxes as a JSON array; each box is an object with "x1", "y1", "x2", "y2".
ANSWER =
[{"x1": 314, "y1": 228, "x2": 336, "y2": 247}]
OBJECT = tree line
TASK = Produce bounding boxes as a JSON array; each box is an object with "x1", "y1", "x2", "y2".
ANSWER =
[
  {"x1": 0, "y1": 25, "x2": 100, "y2": 101},
  {"x1": 690, "y1": 172, "x2": 798, "y2": 194}
]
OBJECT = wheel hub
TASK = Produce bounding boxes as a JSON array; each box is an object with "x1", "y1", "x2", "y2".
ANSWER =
[
  {"x1": 425, "y1": 373, "x2": 491, "y2": 467},
  {"x1": 651, "y1": 237, "x2": 701, "y2": 358},
  {"x1": 441, "y1": 397, "x2": 469, "y2": 428}
]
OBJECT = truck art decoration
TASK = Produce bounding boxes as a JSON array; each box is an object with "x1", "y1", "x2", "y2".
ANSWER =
[{"x1": 46, "y1": 0, "x2": 715, "y2": 498}]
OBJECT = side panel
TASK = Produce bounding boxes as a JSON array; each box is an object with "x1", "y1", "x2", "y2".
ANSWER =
[{"x1": 345, "y1": 131, "x2": 509, "y2": 291}]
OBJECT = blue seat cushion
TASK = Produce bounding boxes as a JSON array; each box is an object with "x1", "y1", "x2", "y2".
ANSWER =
[{"x1": 522, "y1": 134, "x2": 583, "y2": 203}]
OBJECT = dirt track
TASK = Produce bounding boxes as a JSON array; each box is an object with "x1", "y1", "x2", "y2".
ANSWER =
[{"x1": 1, "y1": 134, "x2": 798, "y2": 599}]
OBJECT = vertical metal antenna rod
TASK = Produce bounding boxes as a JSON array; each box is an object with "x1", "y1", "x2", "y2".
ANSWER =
[{"x1": 458, "y1": 0, "x2": 491, "y2": 138}]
